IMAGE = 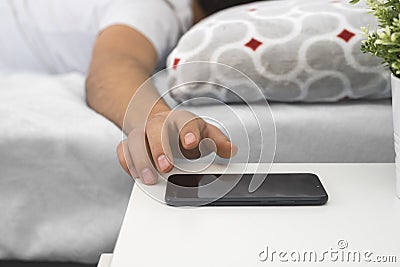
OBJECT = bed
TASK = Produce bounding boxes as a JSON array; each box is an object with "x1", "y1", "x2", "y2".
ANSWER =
[{"x1": 0, "y1": 72, "x2": 394, "y2": 263}]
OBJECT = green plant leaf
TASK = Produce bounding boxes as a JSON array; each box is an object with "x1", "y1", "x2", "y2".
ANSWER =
[{"x1": 352, "y1": 0, "x2": 400, "y2": 77}]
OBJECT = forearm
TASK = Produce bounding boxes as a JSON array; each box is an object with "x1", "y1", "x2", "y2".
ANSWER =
[
  {"x1": 87, "y1": 25, "x2": 234, "y2": 184},
  {"x1": 86, "y1": 54, "x2": 170, "y2": 132}
]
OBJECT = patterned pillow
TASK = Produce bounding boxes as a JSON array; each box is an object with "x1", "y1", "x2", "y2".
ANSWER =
[{"x1": 166, "y1": 0, "x2": 391, "y2": 104}]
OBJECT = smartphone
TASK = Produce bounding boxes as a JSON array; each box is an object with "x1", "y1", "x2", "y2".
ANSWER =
[{"x1": 165, "y1": 173, "x2": 328, "y2": 206}]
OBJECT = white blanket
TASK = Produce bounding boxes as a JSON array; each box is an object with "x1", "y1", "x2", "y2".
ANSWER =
[{"x1": 0, "y1": 73, "x2": 132, "y2": 263}]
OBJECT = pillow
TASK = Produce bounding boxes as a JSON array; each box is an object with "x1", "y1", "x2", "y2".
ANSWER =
[{"x1": 166, "y1": 0, "x2": 391, "y2": 104}]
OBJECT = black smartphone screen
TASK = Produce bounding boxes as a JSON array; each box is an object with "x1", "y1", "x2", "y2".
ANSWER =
[{"x1": 165, "y1": 173, "x2": 328, "y2": 206}]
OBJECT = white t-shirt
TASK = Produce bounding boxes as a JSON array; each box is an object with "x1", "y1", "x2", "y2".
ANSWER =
[{"x1": 0, "y1": 0, "x2": 192, "y2": 74}]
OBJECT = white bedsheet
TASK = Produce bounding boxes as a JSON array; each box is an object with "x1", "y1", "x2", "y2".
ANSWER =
[{"x1": 0, "y1": 73, "x2": 395, "y2": 263}]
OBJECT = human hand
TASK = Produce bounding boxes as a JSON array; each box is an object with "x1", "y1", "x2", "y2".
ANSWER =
[{"x1": 117, "y1": 109, "x2": 237, "y2": 185}]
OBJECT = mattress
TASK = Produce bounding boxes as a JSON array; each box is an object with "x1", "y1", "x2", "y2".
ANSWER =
[
  {"x1": 185, "y1": 100, "x2": 395, "y2": 164},
  {"x1": 0, "y1": 73, "x2": 394, "y2": 263}
]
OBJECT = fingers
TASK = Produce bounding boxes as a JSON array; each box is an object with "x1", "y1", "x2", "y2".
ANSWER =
[
  {"x1": 171, "y1": 110, "x2": 237, "y2": 159},
  {"x1": 117, "y1": 142, "x2": 129, "y2": 174},
  {"x1": 146, "y1": 114, "x2": 174, "y2": 173},
  {"x1": 128, "y1": 129, "x2": 158, "y2": 185},
  {"x1": 117, "y1": 110, "x2": 237, "y2": 186},
  {"x1": 204, "y1": 124, "x2": 238, "y2": 158},
  {"x1": 116, "y1": 140, "x2": 138, "y2": 178},
  {"x1": 172, "y1": 110, "x2": 202, "y2": 150},
  {"x1": 180, "y1": 122, "x2": 201, "y2": 150}
]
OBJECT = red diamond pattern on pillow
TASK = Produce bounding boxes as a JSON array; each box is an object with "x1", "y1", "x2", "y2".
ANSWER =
[
  {"x1": 172, "y1": 58, "x2": 181, "y2": 70},
  {"x1": 337, "y1": 29, "x2": 356, "y2": 42},
  {"x1": 244, "y1": 38, "x2": 263, "y2": 51}
]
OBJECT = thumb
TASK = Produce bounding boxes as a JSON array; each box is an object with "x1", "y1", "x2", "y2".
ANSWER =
[{"x1": 116, "y1": 140, "x2": 138, "y2": 177}]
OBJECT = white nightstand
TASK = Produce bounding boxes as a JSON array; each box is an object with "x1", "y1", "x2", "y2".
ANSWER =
[
  {"x1": 99, "y1": 164, "x2": 400, "y2": 267},
  {"x1": 97, "y1": 254, "x2": 113, "y2": 267}
]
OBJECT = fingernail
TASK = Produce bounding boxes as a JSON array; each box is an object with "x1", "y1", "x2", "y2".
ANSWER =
[
  {"x1": 185, "y1": 132, "x2": 196, "y2": 145},
  {"x1": 158, "y1": 154, "x2": 171, "y2": 171},
  {"x1": 142, "y1": 168, "x2": 156, "y2": 185}
]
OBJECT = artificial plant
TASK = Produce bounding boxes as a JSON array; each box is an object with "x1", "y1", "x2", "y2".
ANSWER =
[{"x1": 351, "y1": 0, "x2": 400, "y2": 77}]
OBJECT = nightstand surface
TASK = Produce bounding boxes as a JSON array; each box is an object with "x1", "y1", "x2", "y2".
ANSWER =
[{"x1": 106, "y1": 164, "x2": 400, "y2": 267}]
